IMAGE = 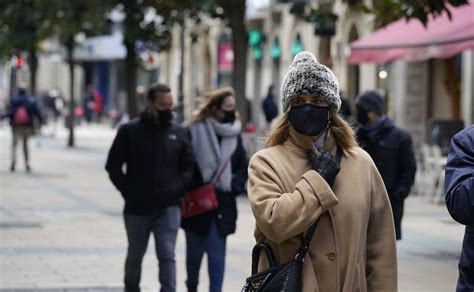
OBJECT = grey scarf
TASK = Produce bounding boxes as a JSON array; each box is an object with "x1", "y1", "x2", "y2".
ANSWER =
[{"x1": 191, "y1": 118, "x2": 242, "y2": 191}]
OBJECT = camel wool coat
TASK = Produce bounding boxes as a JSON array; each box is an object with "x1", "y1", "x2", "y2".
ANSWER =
[{"x1": 247, "y1": 127, "x2": 397, "y2": 292}]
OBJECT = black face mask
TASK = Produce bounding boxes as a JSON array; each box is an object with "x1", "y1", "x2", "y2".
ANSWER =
[
  {"x1": 222, "y1": 110, "x2": 236, "y2": 124},
  {"x1": 157, "y1": 109, "x2": 173, "y2": 125},
  {"x1": 356, "y1": 107, "x2": 370, "y2": 125},
  {"x1": 289, "y1": 104, "x2": 330, "y2": 136}
]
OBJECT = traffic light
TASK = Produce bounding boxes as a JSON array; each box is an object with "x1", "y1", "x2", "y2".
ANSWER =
[
  {"x1": 16, "y1": 56, "x2": 24, "y2": 68},
  {"x1": 248, "y1": 29, "x2": 265, "y2": 60},
  {"x1": 292, "y1": 34, "x2": 304, "y2": 56},
  {"x1": 271, "y1": 38, "x2": 281, "y2": 59},
  {"x1": 248, "y1": 29, "x2": 263, "y2": 47}
]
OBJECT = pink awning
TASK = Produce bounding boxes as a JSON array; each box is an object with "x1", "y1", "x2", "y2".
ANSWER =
[{"x1": 349, "y1": 3, "x2": 474, "y2": 64}]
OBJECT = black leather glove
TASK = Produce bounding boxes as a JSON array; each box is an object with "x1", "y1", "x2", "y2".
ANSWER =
[{"x1": 307, "y1": 150, "x2": 341, "y2": 186}]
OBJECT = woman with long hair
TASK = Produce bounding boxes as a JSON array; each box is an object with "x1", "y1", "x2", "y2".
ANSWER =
[
  {"x1": 247, "y1": 52, "x2": 397, "y2": 291},
  {"x1": 182, "y1": 87, "x2": 248, "y2": 292}
]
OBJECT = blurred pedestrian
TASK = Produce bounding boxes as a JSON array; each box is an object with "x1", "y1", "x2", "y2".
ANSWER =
[
  {"x1": 83, "y1": 84, "x2": 95, "y2": 123},
  {"x1": 247, "y1": 52, "x2": 397, "y2": 291},
  {"x1": 262, "y1": 85, "x2": 278, "y2": 126},
  {"x1": 355, "y1": 90, "x2": 416, "y2": 240},
  {"x1": 445, "y1": 125, "x2": 474, "y2": 291},
  {"x1": 182, "y1": 87, "x2": 248, "y2": 292},
  {"x1": 91, "y1": 87, "x2": 104, "y2": 122},
  {"x1": 105, "y1": 83, "x2": 195, "y2": 292},
  {"x1": 42, "y1": 89, "x2": 65, "y2": 137},
  {"x1": 2, "y1": 87, "x2": 43, "y2": 172},
  {"x1": 83, "y1": 84, "x2": 103, "y2": 123}
]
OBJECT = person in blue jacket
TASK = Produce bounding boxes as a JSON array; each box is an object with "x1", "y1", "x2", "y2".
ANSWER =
[
  {"x1": 445, "y1": 125, "x2": 474, "y2": 292},
  {"x1": 2, "y1": 88, "x2": 43, "y2": 172}
]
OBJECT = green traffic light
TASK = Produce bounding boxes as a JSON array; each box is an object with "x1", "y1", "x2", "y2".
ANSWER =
[{"x1": 248, "y1": 30, "x2": 262, "y2": 47}]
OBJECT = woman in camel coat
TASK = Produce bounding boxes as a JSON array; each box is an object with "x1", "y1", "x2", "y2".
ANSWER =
[{"x1": 247, "y1": 51, "x2": 397, "y2": 292}]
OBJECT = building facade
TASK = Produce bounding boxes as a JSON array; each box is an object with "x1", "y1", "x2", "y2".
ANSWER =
[{"x1": 159, "y1": 0, "x2": 473, "y2": 145}]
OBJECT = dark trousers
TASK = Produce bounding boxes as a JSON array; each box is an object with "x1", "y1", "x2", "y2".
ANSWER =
[
  {"x1": 185, "y1": 219, "x2": 227, "y2": 292},
  {"x1": 124, "y1": 206, "x2": 180, "y2": 292},
  {"x1": 390, "y1": 198, "x2": 404, "y2": 240},
  {"x1": 11, "y1": 127, "x2": 31, "y2": 167}
]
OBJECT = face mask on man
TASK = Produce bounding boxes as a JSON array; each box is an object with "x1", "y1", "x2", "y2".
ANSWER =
[
  {"x1": 221, "y1": 110, "x2": 236, "y2": 124},
  {"x1": 356, "y1": 107, "x2": 370, "y2": 125},
  {"x1": 157, "y1": 109, "x2": 173, "y2": 125},
  {"x1": 289, "y1": 104, "x2": 330, "y2": 136}
]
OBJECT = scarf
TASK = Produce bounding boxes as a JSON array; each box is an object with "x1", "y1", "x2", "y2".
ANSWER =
[
  {"x1": 191, "y1": 118, "x2": 241, "y2": 191},
  {"x1": 363, "y1": 116, "x2": 387, "y2": 135},
  {"x1": 288, "y1": 125, "x2": 336, "y2": 157}
]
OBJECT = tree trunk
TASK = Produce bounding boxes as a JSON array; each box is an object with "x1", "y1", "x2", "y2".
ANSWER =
[
  {"x1": 125, "y1": 40, "x2": 138, "y2": 118},
  {"x1": 27, "y1": 0, "x2": 37, "y2": 96},
  {"x1": 223, "y1": 0, "x2": 248, "y2": 124},
  {"x1": 29, "y1": 47, "x2": 38, "y2": 96},
  {"x1": 67, "y1": 40, "x2": 75, "y2": 147}
]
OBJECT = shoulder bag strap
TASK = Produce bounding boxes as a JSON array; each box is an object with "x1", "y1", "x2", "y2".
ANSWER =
[
  {"x1": 295, "y1": 147, "x2": 343, "y2": 262},
  {"x1": 211, "y1": 159, "x2": 230, "y2": 185}
]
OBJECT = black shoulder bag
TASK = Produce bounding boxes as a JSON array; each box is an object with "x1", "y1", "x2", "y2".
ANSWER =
[{"x1": 241, "y1": 148, "x2": 342, "y2": 292}]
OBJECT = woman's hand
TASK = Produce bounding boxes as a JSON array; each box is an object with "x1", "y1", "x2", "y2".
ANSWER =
[{"x1": 307, "y1": 150, "x2": 340, "y2": 186}]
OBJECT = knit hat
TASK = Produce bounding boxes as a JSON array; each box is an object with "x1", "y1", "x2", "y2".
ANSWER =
[
  {"x1": 355, "y1": 90, "x2": 385, "y2": 114},
  {"x1": 281, "y1": 51, "x2": 341, "y2": 112}
]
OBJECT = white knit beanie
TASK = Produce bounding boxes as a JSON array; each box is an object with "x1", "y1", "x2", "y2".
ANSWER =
[{"x1": 281, "y1": 51, "x2": 341, "y2": 112}]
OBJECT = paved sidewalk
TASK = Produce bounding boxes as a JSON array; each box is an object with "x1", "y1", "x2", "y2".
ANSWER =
[{"x1": 0, "y1": 124, "x2": 465, "y2": 291}]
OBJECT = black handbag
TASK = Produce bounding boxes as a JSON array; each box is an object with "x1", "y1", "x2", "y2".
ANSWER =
[
  {"x1": 241, "y1": 213, "x2": 325, "y2": 292},
  {"x1": 242, "y1": 148, "x2": 342, "y2": 292}
]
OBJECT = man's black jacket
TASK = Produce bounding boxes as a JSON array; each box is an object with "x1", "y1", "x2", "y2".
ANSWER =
[
  {"x1": 105, "y1": 113, "x2": 195, "y2": 215},
  {"x1": 357, "y1": 118, "x2": 417, "y2": 200}
]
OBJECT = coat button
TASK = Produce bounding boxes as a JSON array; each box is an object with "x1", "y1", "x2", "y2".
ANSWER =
[
  {"x1": 217, "y1": 214, "x2": 223, "y2": 219},
  {"x1": 326, "y1": 252, "x2": 336, "y2": 261}
]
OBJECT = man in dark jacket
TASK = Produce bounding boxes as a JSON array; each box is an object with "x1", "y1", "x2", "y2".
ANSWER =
[
  {"x1": 105, "y1": 83, "x2": 195, "y2": 292},
  {"x1": 3, "y1": 88, "x2": 43, "y2": 172},
  {"x1": 445, "y1": 125, "x2": 474, "y2": 291},
  {"x1": 355, "y1": 90, "x2": 416, "y2": 240}
]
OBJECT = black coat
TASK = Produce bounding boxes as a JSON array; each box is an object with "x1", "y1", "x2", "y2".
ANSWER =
[
  {"x1": 262, "y1": 93, "x2": 278, "y2": 123},
  {"x1": 181, "y1": 134, "x2": 248, "y2": 237},
  {"x1": 105, "y1": 113, "x2": 195, "y2": 216},
  {"x1": 357, "y1": 118, "x2": 417, "y2": 200},
  {"x1": 445, "y1": 126, "x2": 474, "y2": 291}
]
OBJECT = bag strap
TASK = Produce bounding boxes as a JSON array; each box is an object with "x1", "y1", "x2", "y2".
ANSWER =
[
  {"x1": 295, "y1": 147, "x2": 343, "y2": 262},
  {"x1": 211, "y1": 159, "x2": 230, "y2": 185},
  {"x1": 251, "y1": 242, "x2": 278, "y2": 275}
]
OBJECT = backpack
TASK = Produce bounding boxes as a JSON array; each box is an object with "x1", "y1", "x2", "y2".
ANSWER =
[{"x1": 13, "y1": 105, "x2": 31, "y2": 126}]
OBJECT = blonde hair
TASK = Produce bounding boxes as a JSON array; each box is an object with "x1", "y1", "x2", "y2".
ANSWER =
[
  {"x1": 190, "y1": 87, "x2": 235, "y2": 124},
  {"x1": 266, "y1": 111, "x2": 358, "y2": 152}
]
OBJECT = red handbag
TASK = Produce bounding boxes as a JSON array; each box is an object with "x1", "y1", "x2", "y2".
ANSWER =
[{"x1": 181, "y1": 161, "x2": 229, "y2": 218}]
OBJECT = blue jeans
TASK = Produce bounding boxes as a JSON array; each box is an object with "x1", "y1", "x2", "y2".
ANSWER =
[
  {"x1": 185, "y1": 219, "x2": 227, "y2": 292},
  {"x1": 124, "y1": 206, "x2": 181, "y2": 292}
]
